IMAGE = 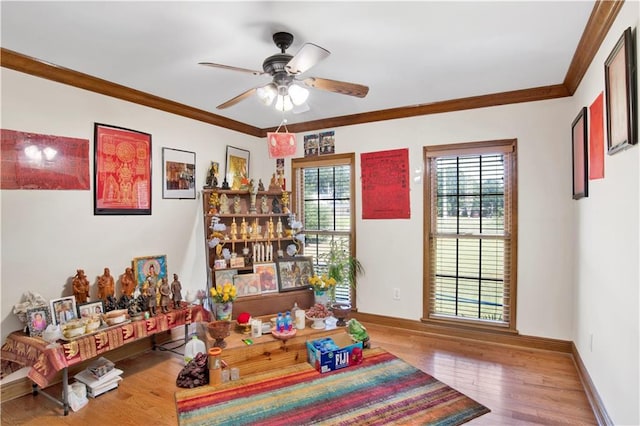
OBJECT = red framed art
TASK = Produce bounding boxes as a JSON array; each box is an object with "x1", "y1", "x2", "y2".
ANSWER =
[{"x1": 94, "y1": 123, "x2": 152, "y2": 215}]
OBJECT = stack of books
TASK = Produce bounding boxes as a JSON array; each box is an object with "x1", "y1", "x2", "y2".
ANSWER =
[{"x1": 74, "y1": 357, "x2": 123, "y2": 398}]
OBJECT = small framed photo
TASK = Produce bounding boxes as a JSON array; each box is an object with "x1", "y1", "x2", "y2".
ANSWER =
[
  {"x1": 572, "y1": 107, "x2": 589, "y2": 200},
  {"x1": 49, "y1": 295, "x2": 78, "y2": 326},
  {"x1": 162, "y1": 148, "x2": 196, "y2": 199},
  {"x1": 214, "y1": 269, "x2": 238, "y2": 286},
  {"x1": 225, "y1": 145, "x2": 250, "y2": 190},
  {"x1": 233, "y1": 273, "x2": 261, "y2": 297},
  {"x1": 133, "y1": 255, "x2": 168, "y2": 289},
  {"x1": 26, "y1": 306, "x2": 52, "y2": 337},
  {"x1": 319, "y1": 131, "x2": 335, "y2": 155},
  {"x1": 94, "y1": 123, "x2": 152, "y2": 215},
  {"x1": 276, "y1": 257, "x2": 314, "y2": 292},
  {"x1": 253, "y1": 263, "x2": 279, "y2": 293},
  {"x1": 304, "y1": 134, "x2": 320, "y2": 157},
  {"x1": 604, "y1": 27, "x2": 637, "y2": 154},
  {"x1": 77, "y1": 300, "x2": 104, "y2": 318}
]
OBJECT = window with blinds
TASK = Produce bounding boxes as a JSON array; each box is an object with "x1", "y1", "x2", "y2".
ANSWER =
[
  {"x1": 424, "y1": 140, "x2": 517, "y2": 330},
  {"x1": 292, "y1": 154, "x2": 356, "y2": 305}
]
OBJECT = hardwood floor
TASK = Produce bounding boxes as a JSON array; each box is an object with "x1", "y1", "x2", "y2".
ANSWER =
[{"x1": 0, "y1": 323, "x2": 596, "y2": 425}]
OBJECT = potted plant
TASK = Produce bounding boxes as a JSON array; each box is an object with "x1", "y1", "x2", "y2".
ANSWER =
[{"x1": 320, "y1": 240, "x2": 365, "y2": 303}]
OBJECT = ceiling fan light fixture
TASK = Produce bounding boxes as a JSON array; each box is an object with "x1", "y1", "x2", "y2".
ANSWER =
[
  {"x1": 275, "y1": 94, "x2": 293, "y2": 112},
  {"x1": 256, "y1": 83, "x2": 277, "y2": 106},
  {"x1": 288, "y1": 84, "x2": 309, "y2": 106}
]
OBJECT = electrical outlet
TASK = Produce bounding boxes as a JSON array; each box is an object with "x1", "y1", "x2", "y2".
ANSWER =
[{"x1": 393, "y1": 288, "x2": 400, "y2": 300}]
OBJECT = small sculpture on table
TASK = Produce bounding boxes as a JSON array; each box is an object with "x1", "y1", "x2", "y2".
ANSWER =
[
  {"x1": 98, "y1": 267, "x2": 115, "y2": 301},
  {"x1": 147, "y1": 284, "x2": 157, "y2": 316},
  {"x1": 120, "y1": 267, "x2": 136, "y2": 298},
  {"x1": 159, "y1": 277, "x2": 171, "y2": 314},
  {"x1": 171, "y1": 274, "x2": 182, "y2": 309},
  {"x1": 72, "y1": 269, "x2": 90, "y2": 304}
]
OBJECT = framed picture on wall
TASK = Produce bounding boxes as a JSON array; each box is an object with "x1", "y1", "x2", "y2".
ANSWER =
[
  {"x1": 94, "y1": 123, "x2": 152, "y2": 215},
  {"x1": 604, "y1": 27, "x2": 637, "y2": 154},
  {"x1": 572, "y1": 107, "x2": 588, "y2": 200},
  {"x1": 225, "y1": 146, "x2": 250, "y2": 190},
  {"x1": 162, "y1": 148, "x2": 196, "y2": 199}
]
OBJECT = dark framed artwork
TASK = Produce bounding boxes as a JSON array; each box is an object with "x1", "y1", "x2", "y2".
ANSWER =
[
  {"x1": 26, "y1": 306, "x2": 52, "y2": 337},
  {"x1": 572, "y1": 107, "x2": 589, "y2": 200},
  {"x1": 604, "y1": 27, "x2": 637, "y2": 154},
  {"x1": 94, "y1": 123, "x2": 152, "y2": 215},
  {"x1": 133, "y1": 254, "x2": 168, "y2": 289},
  {"x1": 276, "y1": 257, "x2": 314, "y2": 292},
  {"x1": 225, "y1": 145, "x2": 250, "y2": 190},
  {"x1": 253, "y1": 263, "x2": 279, "y2": 293},
  {"x1": 162, "y1": 148, "x2": 196, "y2": 199}
]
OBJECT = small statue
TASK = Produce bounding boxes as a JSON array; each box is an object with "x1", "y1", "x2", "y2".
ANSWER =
[
  {"x1": 208, "y1": 192, "x2": 219, "y2": 214},
  {"x1": 272, "y1": 197, "x2": 282, "y2": 214},
  {"x1": 171, "y1": 274, "x2": 182, "y2": 309},
  {"x1": 72, "y1": 269, "x2": 90, "y2": 304},
  {"x1": 205, "y1": 162, "x2": 219, "y2": 188},
  {"x1": 147, "y1": 284, "x2": 157, "y2": 316},
  {"x1": 219, "y1": 193, "x2": 229, "y2": 214},
  {"x1": 120, "y1": 267, "x2": 136, "y2": 297},
  {"x1": 230, "y1": 217, "x2": 238, "y2": 240},
  {"x1": 221, "y1": 177, "x2": 230, "y2": 190},
  {"x1": 159, "y1": 277, "x2": 171, "y2": 314},
  {"x1": 98, "y1": 267, "x2": 115, "y2": 301},
  {"x1": 258, "y1": 179, "x2": 265, "y2": 192},
  {"x1": 233, "y1": 195, "x2": 241, "y2": 214},
  {"x1": 261, "y1": 195, "x2": 269, "y2": 214},
  {"x1": 268, "y1": 173, "x2": 280, "y2": 191},
  {"x1": 281, "y1": 191, "x2": 290, "y2": 214},
  {"x1": 276, "y1": 217, "x2": 283, "y2": 238},
  {"x1": 268, "y1": 217, "x2": 275, "y2": 239},
  {"x1": 240, "y1": 218, "x2": 248, "y2": 240}
]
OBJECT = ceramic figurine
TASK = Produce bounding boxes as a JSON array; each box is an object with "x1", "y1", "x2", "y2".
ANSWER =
[
  {"x1": 159, "y1": 277, "x2": 171, "y2": 313},
  {"x1": 147, "y1": 284, "x2": 157, "y2": 316}
]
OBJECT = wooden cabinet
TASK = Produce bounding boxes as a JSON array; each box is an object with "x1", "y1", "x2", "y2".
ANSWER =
[{"x1": 202, "y1": 187, "x2": 307, "y2": 315}]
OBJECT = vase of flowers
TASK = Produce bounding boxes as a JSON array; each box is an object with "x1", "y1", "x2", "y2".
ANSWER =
[
  {"x1": 308, "y1": 274, "x2": 336, "y2": 306},
  {"x1": 210, "y1": 282, "x2": 237, "y2": 321}
]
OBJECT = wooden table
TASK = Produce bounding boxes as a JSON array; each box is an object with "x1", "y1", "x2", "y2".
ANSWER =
[
  {"x1": 205, "y1": 317, "x2": 348, "y2": 378},
  {"x1": 1, "y1": 305, "x2": 209, "y2": 415}
]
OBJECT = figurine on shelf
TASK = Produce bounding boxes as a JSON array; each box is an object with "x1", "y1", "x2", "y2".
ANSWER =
[
  {"x1": 205, "y1": 162, "x2": 219, "y2": 188},
  {"x1": 230, "y1": 217, "x2": 238, "y2": 240},
  {"x1": 258, "y1": 178, "x2": 265, "y2": 192},
  {"x1": 221, "y1": 177, "x2": 230, "y2": 190},
  {"x1": 72, "y1": 269, "x2": 90, "y2": 304},
  {"x1": 240, "y1": 217, "x2": 248, "y2": 240},
  {"x1": 98, "y1": 267, "x2": 115, "y2": 301},
  {"x1": 269, "y1": 173, "x2": 280, "y2": 191},
  {"x1": 208, "y1": 192, "x2": 219, "y2": 214},
  {"x1": 159, "y1": 277, "x2": 171, "y2": 313},
  {"x1": 276, "y1": 217, "x2": 284, "y2": 238},
  {"x1": 233, "y1": 195, "x2": 241, "y2": 214},
  {"x1": 147, "y1": 283, "x2": 157, "y2": 316},
  {"x1": 268, "y1": 217, "x2": 275, "y2": 239},
  {"x1": 272, "y1": 197, "x2": 282, "y2": 214},
  {"x1": 120, "y1": 267, "x2": 136, "y2": 297},
  {"x1": 281, "y1": 191, "x2": 290, "y2": 214},
  {"x1": 261, "y1": 195, "x2": 269, "y2": 214},
  {"x1": 171, "y1": 274, "x2": 182, "y2": 309},
  {"x1": 220, "y1": 193, "x2": 229, "y2": 214}
]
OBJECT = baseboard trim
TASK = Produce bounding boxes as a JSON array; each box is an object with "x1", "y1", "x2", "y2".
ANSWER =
[
  {"x1": 0, "y1": 332, "x2": 172, "y2": 403},
  {"x1": 571, "y1": 342, "x2": 613, "y2": 426},
  {"x1": 352, "y1": 311, "x2": 573, "y2": 353}
]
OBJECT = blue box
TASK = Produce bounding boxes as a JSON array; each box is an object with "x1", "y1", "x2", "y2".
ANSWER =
[{"x1": 306, "y1": 334, "x2": 364, "y2": 373}]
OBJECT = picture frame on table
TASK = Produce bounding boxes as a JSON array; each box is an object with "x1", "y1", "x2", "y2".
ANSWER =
[
  {"x1": 233, "y1": 273, "x2": 261, "y2": 297},
  {"x1": 93, "y1": 123, "x2": 152, "y2": 215},
  {"x1": 604, "y1": 27, "x2": 637, "y2": 155},
  {"x1": 276, "y1": 257, "x2": 314, "y2": 292},
  {"x1": 49, "y1": 295, "x2": 78, "y2": 326},
  {"x1": 572, "y1": 107, "x2": 589, "y2": 200},
  {"x1": 77, "y1": 300, "x2": 105, "y2": 318},
  {"x1": 26, "y1": 306, "x2": 52, "y2": 337},
  {"x1": 253, "y1": 262, "x2": 279, "y2": 293},
  {"x1": 133, "y1": 255, "x2": 168, "y2": 289},
  {"x1": 162, "y1": 148, "x2": 196, "y2": 199},
  {"x1": 214, "y1": 269, "x2": 238, "y2": 287},
  {"x1": 225, "y1": 145, "x2": 250, "y2": 190}
]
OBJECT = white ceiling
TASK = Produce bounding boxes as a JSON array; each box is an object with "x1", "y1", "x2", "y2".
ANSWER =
[{"x1": 1, "y1": 1, "x2": 595, "y2": 129}]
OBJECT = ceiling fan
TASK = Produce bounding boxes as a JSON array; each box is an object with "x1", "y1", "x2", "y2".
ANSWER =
[{"x1": 199, "y1": 32, "x2": 369, "y2": 112}]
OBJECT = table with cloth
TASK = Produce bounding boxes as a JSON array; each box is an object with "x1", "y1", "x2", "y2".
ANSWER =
[{"x1": 1, "y1": 305, "x2": 210, "y2": 414}]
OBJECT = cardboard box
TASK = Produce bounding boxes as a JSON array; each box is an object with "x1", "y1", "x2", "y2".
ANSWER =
[{"x1": 306, "y1": 333, "x2": 364, "y2": 373}]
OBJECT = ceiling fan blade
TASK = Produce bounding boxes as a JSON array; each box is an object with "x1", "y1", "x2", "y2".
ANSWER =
[
  {"x1": 216, "y1": 88, "x2": 257, "y2": 109},
  {"x1": 285, "y1": 43, "x2": 330, "y2": 75},
  {"x1": 199, "y1": 62, "x2": 265, "y2": 76},
  {"x1": 302, "y1": 77, "x2": 369, "y2": 98}
]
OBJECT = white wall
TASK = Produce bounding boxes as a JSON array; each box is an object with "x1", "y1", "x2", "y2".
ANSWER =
[
  {"x1": 568, "y1": 2, "x2": 639, "y2": 424},
  {"x1": 0, "y1": 69, "x2": 262, "y2": 342}
]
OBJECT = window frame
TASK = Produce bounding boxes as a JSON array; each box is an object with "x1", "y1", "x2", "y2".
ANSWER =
[
  {"x1": 292, "y1": 153, "x2": 357, "y2": 308},
  {"x1": 422, "y1": 139, "x2": 518, "y2": 333}
]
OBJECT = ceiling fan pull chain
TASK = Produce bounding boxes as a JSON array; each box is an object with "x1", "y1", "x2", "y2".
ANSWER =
[{"x1": 275, "y1": 118, "x2": 289, "y2": 134}]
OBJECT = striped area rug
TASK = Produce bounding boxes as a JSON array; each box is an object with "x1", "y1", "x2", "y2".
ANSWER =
[{"x1": 175, "y1": 347, "x2": 490, "y2": 426}]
